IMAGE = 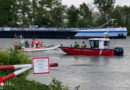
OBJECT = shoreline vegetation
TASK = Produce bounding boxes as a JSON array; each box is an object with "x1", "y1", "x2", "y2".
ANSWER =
[
  {"x1": 0, "y1": 46, "x2": 71, "y2": 90},
  {"x1": 0, "y1": 0, "x2": 130, "y2": 34}
]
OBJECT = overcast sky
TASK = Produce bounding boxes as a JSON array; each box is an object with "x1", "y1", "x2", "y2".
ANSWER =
[{"x1": 62, "y1": 0, "x2": 130, "y2": 7}]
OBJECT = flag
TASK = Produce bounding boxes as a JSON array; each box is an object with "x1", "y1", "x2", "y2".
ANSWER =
[
  {"x1": 33, "y1": 39, "x2": 38, "y2": 44},
  {"x1": 32, "y1": 38, "x2": 38, "y2": 47}
]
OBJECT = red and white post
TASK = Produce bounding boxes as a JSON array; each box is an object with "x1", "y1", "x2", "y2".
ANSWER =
[{"x1": 0, "y1": 63, "x2": 58, "y2": 83}]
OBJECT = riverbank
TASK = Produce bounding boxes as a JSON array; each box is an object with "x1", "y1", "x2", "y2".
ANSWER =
[{"x1": 0, "y1": 46, "x2": 70, "y2": 90}]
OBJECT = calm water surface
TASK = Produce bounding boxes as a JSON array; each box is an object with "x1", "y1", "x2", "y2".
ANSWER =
[{"x1": 0, "y1": 37, "x2": 130, "y2": 90}]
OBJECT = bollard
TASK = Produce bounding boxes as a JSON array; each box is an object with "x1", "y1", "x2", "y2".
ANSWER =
[{"x1": 49, "y1": 63, "x2": 58, "y2": 67}]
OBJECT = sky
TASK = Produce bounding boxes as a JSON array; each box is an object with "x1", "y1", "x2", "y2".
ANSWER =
[{"x1": 62, "y1": 0, "x2": 130, "y2": 7}]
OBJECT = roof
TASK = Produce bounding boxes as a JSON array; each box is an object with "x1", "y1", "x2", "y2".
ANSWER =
[{"x1": 89, "y1": 38, "x2": 110, "y2": 41}]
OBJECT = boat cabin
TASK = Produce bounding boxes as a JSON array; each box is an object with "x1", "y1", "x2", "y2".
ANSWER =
[{"x1": 89, "y1": 38, "x2": 110, "y2": 49}]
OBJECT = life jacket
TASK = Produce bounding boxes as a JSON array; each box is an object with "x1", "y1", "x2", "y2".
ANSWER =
[
  {"x1": 32, "y1": 39, "x2": 38, "y2": 47},
  {"x1": 82, "y1": 43, "x2": 86, "y2": 48}
]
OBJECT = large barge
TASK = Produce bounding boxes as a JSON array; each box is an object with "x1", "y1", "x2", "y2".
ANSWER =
[{"x1": 0, "y1": 27, "x2": 127, "y2": 39}]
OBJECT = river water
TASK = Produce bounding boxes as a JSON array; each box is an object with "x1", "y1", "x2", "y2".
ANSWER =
[{"x1": 0, "y1": 37, "x2": 130, "y2": 90}]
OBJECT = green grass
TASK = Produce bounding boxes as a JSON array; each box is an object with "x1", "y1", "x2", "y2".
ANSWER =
[{"x1": 3, "y1": 79, "x2": 48, "y2": 90}]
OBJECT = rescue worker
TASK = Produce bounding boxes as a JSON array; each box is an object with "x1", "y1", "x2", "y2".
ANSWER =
[
  {"x1": 25, "y1": 41, "x2": 29, "y2": 48},
  {"x1": 81, "y1": 41, "x2": 86, "y2": 48},
  {"x1": 40, "y1": 42, "x2": 44, "y2": 47},
  {"x1": 70, "y1": 44, "x2": 73, "y2": 47},
  {"x1": 74, "y1": 42, "x2": 80, "y2": 48},
  {"x1": 31, "y1": 38, "x2": 38, "y2": 47},
  {"x1": 18, "y1": 42, "x2": 23, "y2": 49},
  {"x1": 36, "y1": 42, "x2": 41, "y2": 48}
]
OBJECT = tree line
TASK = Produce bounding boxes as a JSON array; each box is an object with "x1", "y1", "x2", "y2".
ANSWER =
[{"x1": 0, "y1": 0, "x2": 130, "y2": 34}]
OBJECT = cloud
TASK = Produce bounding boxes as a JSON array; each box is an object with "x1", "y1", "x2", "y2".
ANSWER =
[{"x1": 62, "y1": 0, "x2": 130, "y2": 7}]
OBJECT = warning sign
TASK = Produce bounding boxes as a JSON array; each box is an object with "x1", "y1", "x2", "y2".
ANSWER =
[{"x1": 33, "y1": 57, "x2": 50, "y2": 74}]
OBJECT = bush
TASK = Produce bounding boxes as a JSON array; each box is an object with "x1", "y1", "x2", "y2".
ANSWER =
[
  {"x1": 49, "y1": 79, "x2": 69, "y2": 90},
  {"x1": 0, "y1": 46, "x2": 31, "y2": 79},
  {"x1": 3, "y1": 78, "x2": 70, "y2": 90}
]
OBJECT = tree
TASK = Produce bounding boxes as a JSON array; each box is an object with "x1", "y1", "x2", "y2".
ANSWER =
[
  {"x1": 17, "y1": 0, "x2": 31, "y2": 27},
  {"x1": 94, "y1": 0, "x2": 115, "y2": 21},
  {"x1": 33, "y1": 0, "x2": 52, "y2": 27},
  {"x1": 0, "y1": 0, "x2": 18, "y2": 26},
  {"x1": 34, "y1": 0, "x2": 66, "y2": 27},
  {"x1": 77, "y1": 3, "x2": 93, "y2": 27},
  {"x1": 49, "y1": 1, "x2": 66, "y2": 27},
  {"x1": 111, "y1": 6, "x2": 123, "y2": 26},
  {"x1": 67, "y1": 5, "x2": 79, "y2": 27},
  {"x1": 30, "y1": 0, "x2": 38, "y2": 25}
]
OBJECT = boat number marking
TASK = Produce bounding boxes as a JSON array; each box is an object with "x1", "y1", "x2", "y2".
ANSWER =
[{"x1": 100, "y1": 50, "x2": 102, "y2": 55}]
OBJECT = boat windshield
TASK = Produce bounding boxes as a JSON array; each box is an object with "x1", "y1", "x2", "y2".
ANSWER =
[{"x1": 90, "y1": 40, "x2": 99, "y2": 48}]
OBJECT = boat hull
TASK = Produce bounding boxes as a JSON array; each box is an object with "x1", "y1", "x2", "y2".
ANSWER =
[
  {"x1": 22, "y1": 45, "x2": 60, "y2": 52},
  {"x1": 60, "y1": 47, "x2": 114, "y2": 56},
  {"x1": 0, "y1": 27, "x2": 127, "y2": 39}
]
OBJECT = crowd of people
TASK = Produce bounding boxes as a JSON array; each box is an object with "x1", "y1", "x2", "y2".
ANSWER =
[
  {"x1": 13, "y1": 38, "x2": 45, "y2": 49},
  {"x1": 13, "y1": 39, "x2": 86, "y2": 49}
]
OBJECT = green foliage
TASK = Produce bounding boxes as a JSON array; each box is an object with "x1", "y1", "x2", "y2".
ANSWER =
[
  {"x1": 3, "y1": 78, "x2": 48, "y2": 90},
  {"x1": 94, "y1": 0, "x2": 115, "y2": 19},
  {"x1": 49, "y1": 79, "x2": 69, "y2": 90},
  {"x1": 49, "y1": 3, "x2": 66, "y2": 27},
  {"x1": 77, "y1": 3, "x2": 93, "y2": 27},
  {"x1": 0, "y1": 46, "x2": 31, "y2": 79},
  {"x1": 0, "y1": 47, "x2": 71, "y2": 90},
  {"x1": 0, "y1": 0, "x2": 18, "y2": 26},
  {"x1": 67, "y1": 5, "x2": 79, "y2": 27},
  {"x1": 17, "y1": 0, "x2": 31, "y2": 26},
  {"x1": 3, "y1": 78, "x2": 71, "y2": 90}
]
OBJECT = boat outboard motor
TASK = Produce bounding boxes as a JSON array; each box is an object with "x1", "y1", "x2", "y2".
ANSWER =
[{"x1": 114, "y1": 47, "x2": 124, "y2": 56}]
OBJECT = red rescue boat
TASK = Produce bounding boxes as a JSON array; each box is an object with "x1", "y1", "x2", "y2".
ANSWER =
[{"x1": 60, "y1": 38, "x2": 124, "y2": 56}]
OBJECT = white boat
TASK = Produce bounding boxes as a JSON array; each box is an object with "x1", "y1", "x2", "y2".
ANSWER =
[
  {"x1": 75, "y1": 27, "x2": 127, "y2": 38},
  {"x1": 21, "y1": 45, "x2": 60, "y2": 52}
]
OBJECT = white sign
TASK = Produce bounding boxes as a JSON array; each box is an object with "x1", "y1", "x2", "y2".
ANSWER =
[{"x1": 33, "y1": 57, "x2": 50, "y2": 74}]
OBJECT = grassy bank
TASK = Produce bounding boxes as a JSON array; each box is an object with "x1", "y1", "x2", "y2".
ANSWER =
[
  {"x1": 3, "y1": 78, "x2": 69, "y2": 90},
  {"x1": 0, "y1": 46, "x2": 70, "y2": 90}
]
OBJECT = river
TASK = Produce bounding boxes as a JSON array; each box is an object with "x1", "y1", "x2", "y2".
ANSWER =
[{"x1": 0, "y1": 37, "x2": 130, "y2": 90}]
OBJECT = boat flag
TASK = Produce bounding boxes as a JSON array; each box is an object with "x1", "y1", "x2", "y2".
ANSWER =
[
  {"x1": 33, "y1": 39, "x2": 38, "y2": 44},
  {"x1": 32, "y1": 38, "x2": 38, "y2": 47}
]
